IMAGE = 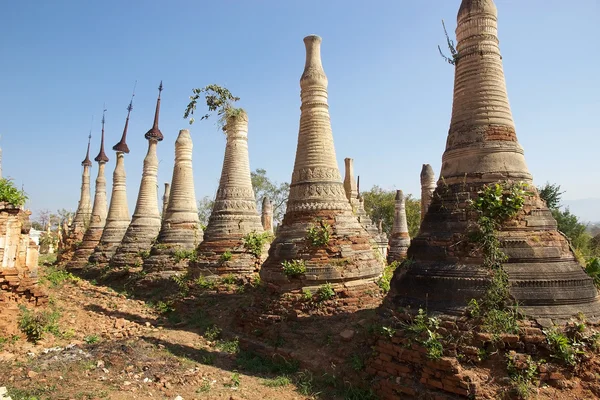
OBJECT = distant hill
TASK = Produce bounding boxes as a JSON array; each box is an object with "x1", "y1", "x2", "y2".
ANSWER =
[{"x1": 562, "y1": 198, "x2": 600, "y2": 224}]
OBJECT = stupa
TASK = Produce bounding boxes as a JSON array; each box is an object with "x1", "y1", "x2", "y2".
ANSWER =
[
  {"x1": 70, "y1": 135, "x2": 93, "y2": 240},
  {"x1": 88, "y1": 96, "x2": 134, "y2": 267},
  {"x1": 261, "y1": 196, "x2": 274, "y2": 234},
  {"x1": 388, "y1": 0, "x2": 600, "y2": 320},
  {"x1": 161, "y1": 183, "x2": 171, "y2": 219},
  {"x1": 259, "y1": 35, "x2": 383, "y2": 291},
  {"x1": 110, "y1": 83, "x2": 163, "y2": 270},
  {"x1": 387, "y1": 190, "x2": 410, "y2": 263},
  {"x1": 420, "y1": 164, "x2": 436, "y2": 222},
  {"x1": 143, "y1": 129, "x2": 202, "y2": 276},
  {"x1": 67, "y1": 111, "x2": 110, "y2": 270},
  {"x1": 192, "y1": 110, "x2": 265, "y2": 277}
]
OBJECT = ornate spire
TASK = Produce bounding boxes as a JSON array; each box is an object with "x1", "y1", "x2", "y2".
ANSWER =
[
  {"x1": 95, "y1": 108, "x2": 109, "y2": 163},
  {"x1": 145, "y1": 81, "x2": 164, "y2": 141},
  {"x1": 82, "y1": 133, "x2": 92, "y2": 167},
  {"x1": 114, "y1": 85, "x2": 136, "y2": 153}
]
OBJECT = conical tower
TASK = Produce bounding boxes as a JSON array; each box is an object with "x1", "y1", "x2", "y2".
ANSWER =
[
  {"x1": 89, "y1": 96, "x2": 134, "y2": 266},
  {"x1": 143, "y1": 129, "x2": 202, "y2": 276},
  {"x1": 70, "y1": 134, "x2": 94, "y2": 240},
  {"x1": 420, "y1": 164, "x2": 436, "y2": 223},
  {"x1": 192, "y1": 110, "x2": 265, "y2": 277},
  {"x1": 110, "y1": 83, "x2": 163, "y2": 270},
  {"x1": 260, "y1": 35, "x2": 383, "y2": 292},
  {"x1": 68, "y1": 110, "x2": 110, "y2": 270},
  {"x1": 161, "y1": 182, "x2": 171, "y2": 219},
  {"x1": 261, "y1": 196, "x2": 274, "y2": 234},
  {"x1": 388, "y1": 0, "x2": 600, "y2": 320},
  {"x1": 387, "y1": 190, "x2": 410, "y2": 263}
]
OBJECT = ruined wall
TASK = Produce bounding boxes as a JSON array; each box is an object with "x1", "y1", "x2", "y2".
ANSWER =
[{"x1": 0, "y1": 203, "x2": 47, "y2": 329}]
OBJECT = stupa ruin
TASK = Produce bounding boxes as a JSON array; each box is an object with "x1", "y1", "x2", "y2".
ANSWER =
[
  {"x1": 261, "y1": 196, "x2": 273, "y2": 234},
  {"x1": 88, "y1": 97, "x2": 133, "y2": 267},
  {"x1": 387, "y1": 190, "x2": 410, "y2": 263},
  {"x1": 192, "y1": 110, "x2": 265, "y2": 277},
  {"x1": 161, "y1": 182, "x2": 170, "y2": 220},
  {"x1": 388, "y1": 0, "x2": 600, "y2": 320},
  {"x1": 69, "y1": 135, "x2": 93, "y2": 241},
  {"x1": 259, "y1": 35, "x2": 383, "y2": 291},
  {"x1": 420, "y1": 163, "x2": 436, "y2": 223},
  {"x1": 110, "y1": 83, "x2": 164, "y2": 270},
  {"x1": 143, "y1": 129, "x2": 202, "y2": 276},
  {"x1": 67, "y1": 112, "x2": 110, "y2": 270}
]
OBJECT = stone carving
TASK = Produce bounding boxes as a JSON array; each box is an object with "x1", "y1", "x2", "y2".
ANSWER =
[
  {"x1": 192, "y1": 111, "x2": 265, "y2": 277},
  {"x1": 89, "y1": 98, "x2": 133, "y2": 267},
  {"x1": 143, "y1": 129, "x2": 202, "y2": 276},
  {"x1": 387, "y1": 190, "x2": 410, "y2": 263},
  {"x1": 420, "y1": 164, "x2": 436, "y2": 223},
  {"x1": 388, "y1": 0, "x2": 600, "y2": 320},
  {"x1": 67, "y1": 112, "x2": 110, "y2": 270},
  {"x1": 110, "y1": 83, "x2": 163, "y2": 270},
  {"x1": 260, "y1": 35, "x2": 383, "y2": 292},
  {"x1": 261, "y1": 196, "x2": 273, "y2": 234}
]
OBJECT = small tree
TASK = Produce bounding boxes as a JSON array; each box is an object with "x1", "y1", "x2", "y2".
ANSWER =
[
  {"x1": 0, "y1": 178, "x2": 28, "y2": 208},
  {"x1": 538, "y1": 182, "x2": 564, "y2": 210},
  {"x1": 183, "y1": 84, "x2": 241, "y2": 129},
  {"x1": 251, "y1": 168, "x2": 289, "y2": 225},
  {"x1": 438, "y1": 19, "x2": 458, "y2": 66}
]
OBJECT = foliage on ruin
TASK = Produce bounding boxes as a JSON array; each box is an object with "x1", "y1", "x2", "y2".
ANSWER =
[
  {"x1": 184, "y1": 84, "x2": 242, "y2": 130},
  {"x1": 505, "y1": 353, "x2": 540, "y2": 399},
  {"x1": 377, "y1": 261, "x2": 399, "y2": 293},
  {"x1": 316, "y1": 283, "x2": 336, "y2": 301},
  {"x1": 173, "y1": 248, "x2": 198, "y2": 263},
  {"x1": 400, "y1": 308, "x2": 444, "y2": 360},
  {"x1": 466, "y1": 182, "x2": 529, "y2": 335},
  {"x1": 18, "y1": 305, "x2": 61, "y2": 343},
  {"x1": 361, "y1": 185, "x2": 421, "y2": 238},
  {"x1": 219, "y1": 250, "x2": 233, "y2": 263},
  {"x1": 0, "y1": 178, "x2": 28, "y2": 207},
  {"x1": 281, "y1": 259, "x2": 306, "y2": 277},
  {"x1": 438, "y1": 19, "x2": 459, "y2": 66},
  {"x1": 306, "y1": 221, "x2": 331, "y2": 247},
  {"x1": 243, "y1": 231, "x2": 273, "y2": 257},
  {"x1": 585, "y1": 257, "x2": 600, "y2": 288}
]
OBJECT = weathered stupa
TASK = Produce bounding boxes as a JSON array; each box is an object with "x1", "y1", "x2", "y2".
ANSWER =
[
  {"x1": 192, "y1": 110, "x2": 265, "y2": 277},
  {"x1": 387, "y1": 190, "x2": 410, "y2": 263},
  {"x1": 143, "y1": 129, "x2": 202, "y2": 276},
  {"x1": 70, "y1": 135, "x2": 94, "y2": 240},
  {"x1": 420, "y1": 164, "x2": 436, "y2": 222},
  {"x1": 110, "y1": 83, "x2": 163, "y2": 270},
  {"x1": 89, "y1": 98, "x2": 133, "y2": 267},
  {"x1": 259, "y1": 35, "x2": 383, "y2": 291},
  {"x1": 388, "y1": 0, "x2": 600, "y2": 320},
  {"x1": 161, "y1": 182, "x2": 171, "y2": 219},
  {"x1": 67, "y1": 112, "x2": 110, "y2": 270},
  {"x1": 261, "y1": 196, "x2": 274, "y2": 234}
]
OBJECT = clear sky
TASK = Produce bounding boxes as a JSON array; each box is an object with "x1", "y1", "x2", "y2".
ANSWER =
[{"x1": 1, "y1": 1, "x2": 599, "y2": 221}]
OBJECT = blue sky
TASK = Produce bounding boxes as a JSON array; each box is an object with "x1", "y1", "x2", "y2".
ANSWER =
[{"x1": 1, "y1": 0, "x2": 599, "y2": 221}]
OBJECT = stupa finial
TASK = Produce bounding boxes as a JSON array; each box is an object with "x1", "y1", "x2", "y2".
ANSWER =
[
  {"x1": 113, "y1": 82, "x2": 136, "y2": 153},
  {"x1": 145, "y1": 81, "x2": 164, "y2": 141},
  {"x1": 95, "y1": 107, "x2": 109, "y2": 163},
  {"x1": 82, "y1": 132, "x2": 92, "y2": 167}
]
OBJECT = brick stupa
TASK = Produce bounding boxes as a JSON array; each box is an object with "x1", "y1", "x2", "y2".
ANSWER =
[
  {"x1": 259, "y1": 35, "x2": 383, "y2": 291},
  {"x1": 420, "y1": 164, "x2": 436, "y2": 223},
  {"x1": 89, "y1": 98, "x2": 133, "y2": 267},
  {"x1": 388, "y1": 0, "x2": 600, "y2": 320},
  {"x1": 110, "y1": 83, "x2": 163, "y2": 270},
  {"x1": 143, "y1": 129, "x2": 202, "y2": 277},
  {"x1": 192, "y1": 110, "x2": 265, "y2": 277},
  {"x1": 67, "y1": 111, "x2": 110, "y2": 270},
  {"x1": 387, "y1": 190, "x2": 410, "y2": 263}
]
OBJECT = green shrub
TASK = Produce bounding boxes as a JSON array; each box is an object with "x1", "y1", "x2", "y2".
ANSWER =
[
  {"x1": 18, "y1": 306, "x2": 61, "y2": 342},
  {"x1": 204, "y1": 324, "x2": 222, "y2": 341},
  {"x1": 585, "y1": 257, "x2": 600, "y2": 288},
  {"x1": 84, "y1": 334, "x2": 100, "y2": 344},
  {"x1": 173, "y1": 248, "x2": 197, "y2": 263},
  {"x1": 281, "y1": 259, "x2": 306, "y2": 277},
  {"x1": 306, "y1": 221, "x2": 331, "y2": 247},
  {"x1": 243, "y1": 231, "x2": 272, "y2": 257},
  {"x1": 377, "y1": 261, "x2": 399, "y2": 293},
  {"x1": 42, "y1": 267, "x2": 80, "y2": 287},
  {"x1": 544, "y1": 328, "x2": 582, "y2": 366},
  {"x1": 219, "y1": 250, "x2": 232, "y2": 263},
  {"x1": 195, "y1": 275, "x2": 217, "y2": 290},
  {"x1": 221, "y1": 274, "x2": 237, "y2": 285},
  {"x1": 0, "y1": 178, "x2": 28, "y2": 207},
  {"x1": 137, "y1": 250, "x2": 150, "y2": 260},
  {"x1": 316, "y1": 283, "x2": 335, "y2": 301},
  {"x1": 401, "y1": 308, "x2": 443, "y2": 359}
]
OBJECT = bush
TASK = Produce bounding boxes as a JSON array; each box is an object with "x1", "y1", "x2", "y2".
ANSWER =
[
  {"x1": 243, "y1": 231, "x2": 272, "y2": 257},
  {"x1": 219, "y1": 250, "x2": 232, "y2": 263},
  {"x1": 585, "y1": 257, "x2": 600, "y2": 288},
  {"x1": 281, "y1": 259, "x2": 306, "y2": 277},
  {"x1": 18, "y1": 306, "x2": 61, "y2": 342},
  {"x1": 173, "y1": 248, "x2": 197, "y2": 263},
  {"x1": 306, "y1": 221, "x2": 331, "y2": 247},
  {"x1": 0, "y1": 178, "x2": 28, "y2": 207},
  {"x1": 42, "y1": 267, "x2": 79, "y2": 287},
  {"x1": 316, "y1": 283, "x2": 335, "y2": 301},
  {"x1": 377, "y1": 261, "x2": 399, "y2": 293}
]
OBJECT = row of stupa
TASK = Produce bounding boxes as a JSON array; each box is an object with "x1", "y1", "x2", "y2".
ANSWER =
[{"x1": 61, "y1": 0, "x2": 600, "y2": 321}]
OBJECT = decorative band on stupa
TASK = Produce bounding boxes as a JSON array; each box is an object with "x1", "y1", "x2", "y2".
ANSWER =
[
  {"x1": 387, "y1": 0, "x2": 600, "y2": 320},
  {"x1": 89, "y1": 93, "x2": 134, "y2": 267},
  {"x1": 192, "y1": 109, "x2": 265, "y2": 277},
  {"x1": 387, "y1": 190, "x2": 410, "y2": 263},
  {"x1": 143, "y1": 129, "x2": 202, "y2": 276},
  {"x1": 259, "y1": 35, "x2": 383, "y2": 292},
  {"x1": 110, "y1": 82, "x2": 164, "y2": 270},
  {"x1": 67, "y1": 109, "x2": 110, "y2": 270}
]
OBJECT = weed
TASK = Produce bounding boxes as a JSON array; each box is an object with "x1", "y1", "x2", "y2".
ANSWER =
[
  {"x1": 0, "y1": 177, "x2": 28, "y2": 207},
  {"x1": 84, "y1": 334, "x2": 100, "y2": 344},
  {"x1": 306, "y1": 221, "x2": 331, "y2": 247},
  {"x1": 585, "y1": 257, "x2": 600, "y2": 288},
  {"x1": 137, "y1": 250, "x2": 150, "y2": 260},
  {"x1": 219, "y1": 250, "x2": 233, "y2": 263},
  {"x1": 243, "y1": 231, "x2": 272, "y2": 257},
  {"x1": 172, "y1": 273, "x2": 191, "y2": 295},
  {"x1": 154, "y1": 300, "x2": 175, "y2": 314},
  {"x1": 316, "y1": 283, "x2": 335, "y2": 301},
  {"x1": 296, "y1": 370, "x2": 319, "y2": 396},
  {"x1": 173, "y1": 248, "x2": 197, "y2": 263},
  {"x1": 544, "y1": 327, "x2": 582, "y2": 366},
  {"x1": 302, "y1": 288, "x2": 313, "y2": 301},
  {"x1": 204, "y1": 324, "x2": 222, "y2": 341},
  {"x1": 350, "y1": 354, "x2": 365, "y2": 371},
  {"x1": 262, "y1": 375, "x2": 291, "y2": 387},
  {"x1": 236, "y1": 351, "x2": 299, "y2": 375},
  {"x1": 401, "y1": 309, "x2": 443, "y2": 359},
  {"x1": 197, "y1": 380, "x2": 211, "y2": 393},
  {"x1": 221, "y1": 274, "x2": 237, "y2": 285},
  {"x1": 281, "y1": 259, "x2": 306, "y2": 277},
  {"x1": 201, "y1": 353, "x2": 215, "y2": 365},
  {"x1": 42, "y1": 267, "x2": 80, "y2": 287},
  {"x1": 195, "y1": 275, "x2": 217, "y2": 290},
  {"x1": 377, "y1": 261, "x2": 399, "y2": 293},
  {"x1": 216, "y1": 338, "x2": 239, "y2": 354},
  {"x1": 18, "y1": 306, "x2": 61, "y2": 343},
  {"x1": 506, "y1": 353, "x2": 539, "y2": 399}
]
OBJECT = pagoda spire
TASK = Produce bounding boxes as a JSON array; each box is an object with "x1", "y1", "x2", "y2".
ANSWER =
[
  {"x1": 114, "y1": 84, "x2": 135, "y2": 153},
  {"x1": 95, "y1": 107, "x2": 109, "y2": 162},
  {"x1": 145, "y1": 81, "x2": 163, "y2": 141},
  {"x1": 82, "y1": 133, "x2": 92, "y2": 167}
]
